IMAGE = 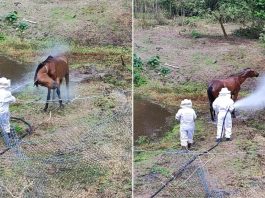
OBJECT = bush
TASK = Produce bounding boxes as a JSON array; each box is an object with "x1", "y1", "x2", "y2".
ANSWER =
[
  {"x1": 134, "y1": 70, "x2": 147, "y2": 87},
  {"x1": 147, "y1": 56, "x2": 160, "y2": 69},
  {"x1": 5, "y1": 11, "x2": 18, "y2": 23},
  {"x1": 259, "y1": 26, "x2": 265, "y2": 44},
  {"x1": 133, "y1": 53, "x2": 143, "y2": 69},
  {"x1": 160, "y1": 67, "x2": 171, "y2": 76},
  {"x1": 0, "y1": 32, "x2": 5, "y2": 41},
  {"x1": 134, "y1": 54, "x2": 147, "y2": 87},
  {"x1": 18, "y1": 21, "x2": 29, "y2": 32},
  {"x1": 233, "y1": 25, "x2": 264, "y2": 39},
  {"x1": 191, "y1": 29, "x2": 201, "y2": 38}
]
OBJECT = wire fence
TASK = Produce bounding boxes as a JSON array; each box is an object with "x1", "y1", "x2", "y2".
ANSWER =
[
  {"x1": 0, "y1": 91, "x2": 132, "y2": 197},
  {"x1": 134, "y1": 148, "x2": 265, "y2": 198}
]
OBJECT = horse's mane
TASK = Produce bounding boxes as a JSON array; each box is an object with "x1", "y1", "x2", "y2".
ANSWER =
[
  {"x1": 34, "y1": 56, "x2": 53, "y2": 86},
  {"x1": 229, "y1": 67, "x2": 251, "y2": 77}
]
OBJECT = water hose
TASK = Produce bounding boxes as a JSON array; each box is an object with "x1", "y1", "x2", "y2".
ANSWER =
[{"x1": 150, "y1": 108, "x2": 231, "y2": 198}]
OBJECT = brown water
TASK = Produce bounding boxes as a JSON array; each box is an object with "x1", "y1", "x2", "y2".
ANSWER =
[
  {"x1": 134, "y1": 99, "x2": 174, "y2": 141},
  {"x1": 0, "y1": 55, "x2": 33, "y2": 91}
]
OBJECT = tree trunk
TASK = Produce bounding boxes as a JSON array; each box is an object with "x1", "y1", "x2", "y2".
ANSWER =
[
  {"x1": 219, "y1": 15, "x2": 228, "y2": 39},
  {"x1": 213, "y1": 13, "x2": 228, "y2": 39}
]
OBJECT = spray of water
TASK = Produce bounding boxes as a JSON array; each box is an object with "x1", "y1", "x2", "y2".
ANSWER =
[
  {"x1": 234, "y1": 75, "x2": 265, "y2": 111},
  {"x1": 41, "y1": 43, "x2": 70, "y2": 60}
]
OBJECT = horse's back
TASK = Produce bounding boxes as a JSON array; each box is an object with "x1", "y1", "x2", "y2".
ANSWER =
[{"x1": 53, "y1": 56, "x2": 69, "y2": 77}]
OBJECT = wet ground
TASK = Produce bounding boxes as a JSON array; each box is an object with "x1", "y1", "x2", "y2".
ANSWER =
[{"x1": 134, "y1": 99, "x2": 174, "y2": 141}]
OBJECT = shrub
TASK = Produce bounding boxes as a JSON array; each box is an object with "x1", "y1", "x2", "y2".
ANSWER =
[
  {"x1": 0, "y1": 32, "x2": 5, "y2": 41},
  {"x1": 191, "y1": 29, "x2": 201, "y2": 39},
  {"x1": 233, "y1": 26, "x2": 264, "y2": 39},
  {"x1": 134, "y1": 70, "x2": 147, "y2": 87},
  {"x1": 18, "y1": 21, "x2": 29, "y2": 32},
  {"x1": 160, "y1": 67, "x2": 171, "y2": 76},
  {"x1": 147, "y1": 56, "x2": 160, "y2": 69},
  {"x1": 133, "y1": 53, "x2": 143, "y2": 69},
  {"x1": 259, "y1": 26, "x2": 265, "y2": 44},
  {"x1": 5, "y1": 11, "x2": 18, "y2": 23}
]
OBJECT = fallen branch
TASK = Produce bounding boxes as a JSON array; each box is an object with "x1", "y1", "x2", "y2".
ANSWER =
[
  {"x1": 22, "y1": 18, "x2": 37, "y2": 24},
  {"x1": 164, "y1": 63, "x2": 179, "y2": 69}
]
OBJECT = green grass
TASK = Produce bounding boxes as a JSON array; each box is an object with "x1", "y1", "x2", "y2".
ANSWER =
[
  {"x1": 135, "y1": 136, "x2": 150, "y2": 145},
  {"x1": 51, "y1": 8, "x2": 77, "y2": 21},
  {"x1": 55, "y1": 163, "x2": 107, "y2": 189},
  {"x1": 150, "y1": 165, "x2": 171, "y2": 177},
  {"x1": 134, "y1": 150, "x2": 162, "y2": 162},
  {"x1": 192, "y1": 52, "x2": 218, "y2": 67},
  {"x1": 0, "y1": 35, "x2": 131, "y2": 65},
  {"x1": 174, "y1": 82, "x2": 206, "y2": 95}
]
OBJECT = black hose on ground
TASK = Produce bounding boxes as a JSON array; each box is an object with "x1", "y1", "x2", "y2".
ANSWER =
[{"x1": 150, "y1": 109, "x2": 230, "y2": 198}]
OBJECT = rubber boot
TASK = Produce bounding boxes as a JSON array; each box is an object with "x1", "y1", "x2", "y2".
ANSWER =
[
  {"x1": 216, "y1": 138, "x2": 221, "y2": 143},
  {"x1": 181, "y1": 146, "x2": 187, "y2": 150},
  {"x1": 3, "y1": 132, "x2": 11, "y2": 148},
  {"x1": 188, "y1": 143, "x2": 192, "y2": 149}
]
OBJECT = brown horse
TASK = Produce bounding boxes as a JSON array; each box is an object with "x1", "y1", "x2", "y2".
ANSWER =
[
  {"x1": 34, "y1": 55, "x2": 69, "y2": 111},
  {"x1": 207, "y1": 68, "x2": 259, "y2": 121}
]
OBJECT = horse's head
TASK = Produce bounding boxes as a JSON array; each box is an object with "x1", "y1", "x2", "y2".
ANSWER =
[
  {"x1": 34, "y1": 56, "x2": 54, "y2": 87},
  {"x1": 244, "y1": 68, "x2": 259, "y2": 78}
]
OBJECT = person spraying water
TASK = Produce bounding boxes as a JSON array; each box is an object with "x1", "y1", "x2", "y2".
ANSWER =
[{"x1": 212, "y1": 88, "x2": 234, "y2": 142}]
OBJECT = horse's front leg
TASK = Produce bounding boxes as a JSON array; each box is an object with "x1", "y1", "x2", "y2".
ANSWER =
[{"x1": 44, "y1": 88, "x2": 51, "y2": 112}]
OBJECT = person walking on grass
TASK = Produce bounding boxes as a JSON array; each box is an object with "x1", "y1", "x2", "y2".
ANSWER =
[
  {"x1": 212, "y1": 87, "x2": 234, "y2": 142},
  {"x1": 175, "y1": 99, "x2": 197, "y2": 150},
  {"x1": 0, "y1": 77, "x2": 16, "y2": 147}
]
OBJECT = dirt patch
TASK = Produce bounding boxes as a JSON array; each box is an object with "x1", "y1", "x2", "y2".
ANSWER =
[{"x1": 0, "y1": 0, "x2": 131, "y2": 45}]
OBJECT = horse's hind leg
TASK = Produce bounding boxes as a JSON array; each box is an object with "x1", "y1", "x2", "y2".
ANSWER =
[
  {"x1": 44, "y1": 89, "x2": 51, "y2": 112},
  {"x1": 65, "y1": 73, "x2": 70, "y2": 103},
  {"x1": 56, "y1": 87, "x2": 64, "y2": 108},
  {"x1": 52, "y1": 89, "x2": 56, "y2": 103},
  {"x1": 210, "y1": 104, "x2": 215, "y2": 121}
]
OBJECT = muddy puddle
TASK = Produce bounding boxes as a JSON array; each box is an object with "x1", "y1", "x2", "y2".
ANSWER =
[
  {"x1": 134, "y1": 99, "x2": 174, "y2": 141},
  {"x1": 0, "y1": 55, "x2": 34, "y2": 92}
]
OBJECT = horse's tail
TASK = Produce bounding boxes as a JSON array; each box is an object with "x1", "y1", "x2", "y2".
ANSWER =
[
  {"x1": 207, "y1": 85, "x2": 215, "y2": 105},
  {"x1": 207, "y1": 85, "x2": 215, "y2": 121}
]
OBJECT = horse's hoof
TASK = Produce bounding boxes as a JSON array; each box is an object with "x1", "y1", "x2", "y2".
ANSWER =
[
  {"x1": 59, "y1": 104, "x2": 64, "y2": 108},
  {"x1": 43, "y1": 108, "x2": 48, "y2": 112}
]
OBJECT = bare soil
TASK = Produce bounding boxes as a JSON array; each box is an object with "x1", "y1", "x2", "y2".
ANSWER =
[{"x1": 0, "y1": 0, "x2": 131, "y2": 45}]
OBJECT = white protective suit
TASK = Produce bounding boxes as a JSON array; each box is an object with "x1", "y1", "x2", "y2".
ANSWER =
[
  {"x1": 175, "y1": 99, "x2": 197, "y2": 147},
  {"x1": 212, "y1": 88, "x2": 234, "y2": 139},
  {"x1": 0, "y1": 77, "x2": 16, "y2": 147}
]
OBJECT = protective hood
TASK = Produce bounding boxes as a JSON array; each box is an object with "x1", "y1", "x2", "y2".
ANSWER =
[
  {"x1": 0, "y1": 77, "x2": 11, "y2": 89},
  {"x1": 219, "y1": 87, "x2": 231, "y2": 97},
  {"x1": 180, "y1": 99, "x2": 192, "y2": 108}
]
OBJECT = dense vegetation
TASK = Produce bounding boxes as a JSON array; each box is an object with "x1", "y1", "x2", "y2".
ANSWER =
[{"x1": 134, "y1": 0, "x2": 265, "y2": 40}]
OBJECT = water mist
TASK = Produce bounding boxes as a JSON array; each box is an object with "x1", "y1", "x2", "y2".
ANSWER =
[{"x1": 234, "y1": 75, "x2": 265, "y2": 111}]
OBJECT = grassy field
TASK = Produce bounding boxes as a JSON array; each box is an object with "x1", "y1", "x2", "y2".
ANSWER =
[{"x1": 134, "y1": 19, "x2": 265, "y2": 197}]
